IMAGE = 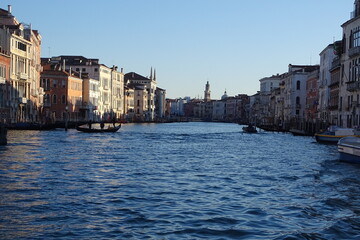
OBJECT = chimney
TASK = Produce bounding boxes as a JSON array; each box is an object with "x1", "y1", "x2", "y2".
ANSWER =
[{"x1": 7, "y1": 5, "x2": 12, "y2": 14}]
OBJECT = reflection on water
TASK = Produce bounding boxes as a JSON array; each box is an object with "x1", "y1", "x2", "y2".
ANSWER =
[{"x1": 0, "y1": 123, "x2": 360, "y2": 239}]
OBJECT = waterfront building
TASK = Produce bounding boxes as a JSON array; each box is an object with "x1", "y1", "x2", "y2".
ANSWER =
[
  {"x1": 41, "y1": 64, "x2": 82, "y2": 123},
  {"x1": 133, "y1": 84, "x2": 148, "y2": 121},
  {"x1": 212, "y1": 100, "x2": 226, "y2": 121},
  {"x1": 235, "y1": 94, "x2": 250, "y2": 124},
  {"x1": 168, "y1": 98, "x2": 188, "y2": 117},
  {"x1": 0, "y1": 26, "x2": 11, "y2": 122},
  {"x1": 305, "y1": 69, "x2": 320, "y2": 123},
  {"x1": 339, "y1": 0, "x2": 360, "y2": 127},
  {"x1": 282, "y1": 64, "x2": 319, "y2": 127},
  {"x1": 225, "y1": 97, "x2": 237, "y2": 122},
  {"x1": 318, "y1": 44, "x2": 336, "y2": 123},
  {"x1": 124, "y1": 70, "x2": 157, "y2": 121},
  {"x1": 0, "y1": 6, "x2": 43, "y2": 123},
  {"x1": 124, "y1": 85, "x2": 134, "y2": 121},
  {"x1": 155, "y1": 87, "x2": 166, "y2": 120},
  {"x1": 328, "y1": 41, "x2": 342, "y2": 125},
  {"x1": 81, "y1": 74, "x2": 99, "y2": 121},
  {"x1": 183, "y1": 98, "x2": 202, "y2": 119},
  {"x1": 110, "y1": 66, "x2": 124, "y2": 120},
  {"x1": 47, "y1": 56, "x2": 117, "y2": 121},
  {"x1": 256, "y1": 74, "x2": 283, "y2": 126}
]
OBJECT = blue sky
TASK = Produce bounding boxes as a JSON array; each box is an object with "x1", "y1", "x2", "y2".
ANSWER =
[{"x1": 4, "y1": 0, "x2": 354, "y2": 99}]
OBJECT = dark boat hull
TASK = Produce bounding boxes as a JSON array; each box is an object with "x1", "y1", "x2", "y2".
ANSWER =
[{"x1": 76, "y1": 124, "x2": 121, "y2": 133}]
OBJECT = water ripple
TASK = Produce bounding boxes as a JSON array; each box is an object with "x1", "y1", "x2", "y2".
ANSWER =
[{"x1": 0, "y1": 122, "x2": 359, "y2": 239}]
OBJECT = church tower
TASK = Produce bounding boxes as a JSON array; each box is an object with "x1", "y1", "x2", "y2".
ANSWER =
[{"x1": 204, "y1": 81, "x2": 211, "y2": 102}]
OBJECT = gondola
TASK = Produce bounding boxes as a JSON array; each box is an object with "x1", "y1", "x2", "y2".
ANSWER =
[{"x1": 76, "y1": 123, "x2": 121, "y2": 133}]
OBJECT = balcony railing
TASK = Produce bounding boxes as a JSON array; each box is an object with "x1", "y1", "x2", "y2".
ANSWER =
[
  {"x1": 347, "y1": 81, "x2": 360, "y2": 92},
  {"x1": 18, "y1": 72, "x2": 28, "y2": 80},
  {"x1": 331, "y1": 57, "x2": 341, "y2": 70},
  {"x1": 349, "y1": 46, "x2": 360, "y2": 58}
]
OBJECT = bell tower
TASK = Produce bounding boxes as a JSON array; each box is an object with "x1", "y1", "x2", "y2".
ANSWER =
[{"x1": 204, "y1": 81, "x2": 211, "y2": 102}]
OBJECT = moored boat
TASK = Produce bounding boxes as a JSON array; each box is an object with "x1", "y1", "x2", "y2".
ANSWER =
[
  {"x1": 338, "y1": 136, "x2": 360, "y2": 163},
  {"x1": 76, "y1": 123, "x2": 121, "y2": 133},
  {"x1": 315, "y1": 125, "x2": 360, "y2": 144}
]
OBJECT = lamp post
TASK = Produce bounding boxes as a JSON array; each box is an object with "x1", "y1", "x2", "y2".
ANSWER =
[{"x1": 65, "y1": 105, "x2": 68, "y2": 131}]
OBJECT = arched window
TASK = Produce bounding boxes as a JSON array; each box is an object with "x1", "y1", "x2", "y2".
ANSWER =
[
  {"x1": 52, "y1": 95, "x2": 57, "y2": 104},
  {"x1": 296, "y1": 81, "x2": 301, "y2": 90},
  {"x1": 296, "y1": 96, "x2": 300, "y2": 105}
]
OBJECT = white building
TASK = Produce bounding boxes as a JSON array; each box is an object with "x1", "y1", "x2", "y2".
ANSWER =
[
  {"x1": 283, "y1": 64, "x2": 319, "y2": 123},
  {"x1": 0, "y1": 6, "x2": 43, "y2": 123},
  {"x1": 49, "y1": 56, "x2": 122, "y2": 120},
  {"x1": 124, "y1": 70, "x2": 157, "y2": 121}
]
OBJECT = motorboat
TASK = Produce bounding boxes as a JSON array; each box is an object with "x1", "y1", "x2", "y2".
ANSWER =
[
  {"x1": 315, "y1": 125, "x2": 360, "y2": 144},
  {"x1": 338, "y1": 136, "x2": 360, "y2": 163},
  {"x1": 242, "y1": 124, "x2": 257, "y2": 133}
]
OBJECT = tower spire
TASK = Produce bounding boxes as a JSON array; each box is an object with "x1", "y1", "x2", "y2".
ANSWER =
[
  {"x1": 153, "y1": 68, "x2": 156, "y2": 81},
  {"x1": 150, "y1": 67, "x2": 153, "y2": 80}
]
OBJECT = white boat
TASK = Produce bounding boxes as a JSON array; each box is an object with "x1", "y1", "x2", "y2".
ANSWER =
[
  {"x1": 315, "y1": 125, "x2": 360, "y2": 144},
  {"x1": 338, "y1": 136, "x2": 360, "y2": 163}
]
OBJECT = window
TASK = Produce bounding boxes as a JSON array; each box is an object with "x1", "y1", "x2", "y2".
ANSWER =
[
  {"x1": 0, "y1": 64, "x2": 6, "y2": 78},
  {"x1": 352, "y1": 27, "x2": 360, "y2": 48},
  {"x1": 82, "y1": 68, "x2": 86, "y2": 72},
  {"x1": 52, "y1": 95, "x2": 57, "y2": 104},
  {"x1": 137, "y1": 100, "x2": 140, "y2": 106},
  {"x1": 76, "y1": 68, "x2": 79, "y2": 72},
  {"x1": 340, "y1": 97, "x2": 343, "y2": 111},
  {"x1": 62, "y1": 95, "x2": 66, "y2": 104},
  {"x1": 17, "y1": 42, "x2": 26, "y2": 51},
  {"x1": 94, "y1": 68, "x2": 98, "y2": 72},
  {"x1": 296, "y1": 81, "x2": 300, "y2": 90},
  {"x1": 53, "y1": 79, "x2": 57, "y2": 88},
  {"x1": 62, "y1": 80, "x2": 66, "y2": 88}
]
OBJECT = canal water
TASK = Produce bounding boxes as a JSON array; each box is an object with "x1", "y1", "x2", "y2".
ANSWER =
[{"x1": 0, "y1": 122, "x2": 359, "y2": 239}]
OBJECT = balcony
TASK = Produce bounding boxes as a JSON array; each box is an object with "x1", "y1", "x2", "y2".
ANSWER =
[
  {"x1": 347, "y1": 81, "x2": 360, "y2": 92},
  {"x1": 18, "y1": 72, "x2": 28, "y2": 80},
  {"x1": 349, "y1": 46, "x2": 360, "y2": 58},
  {"x1": 330, "y1": 57, "x2": 341, "y2": 70}
]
